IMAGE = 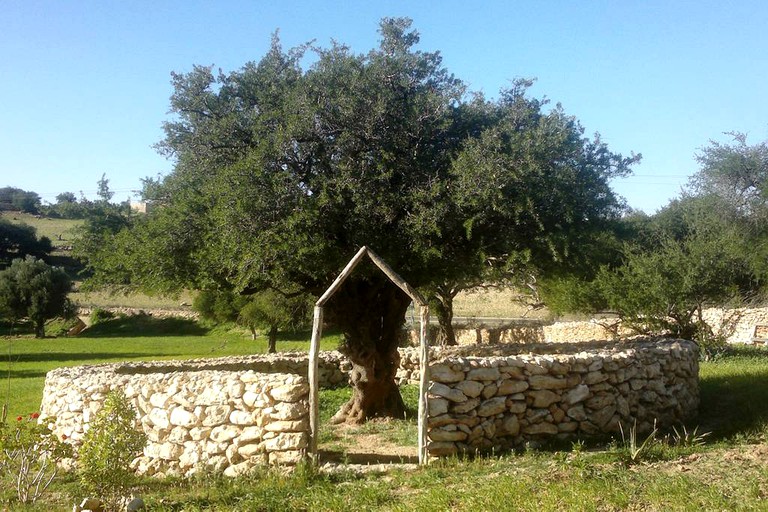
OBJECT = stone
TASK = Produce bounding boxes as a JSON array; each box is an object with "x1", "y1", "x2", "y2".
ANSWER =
[
  {"x1": 501, "y1": 415, "x2": 520, "y2": 436},
  {"x1": 429, "y1": 382, "x2": 468, "y2": 402},
  {"x1": 586, "y1": 393, "x2": 615, "y2": 410},
  {"x1": 566, "y1": 384, "x2": 590, "y2": 404},
  {"x1": 189, "y1": 426, "x2": 211, "y2": 441},
  {"x1": 210, "y1": 425, "x2": 240, "y2": 443},
  {"x1": 429, "y1": 429, "x2": 468, "y2": 442},
  {"x1": 584, "y1": 371, "x2": 608, "y2": 385},
  {"x1": 169, "y1": 407, "x2": 196, "y2": 427},
  {"x1": 147, "y1": 408, "x2": 170, "y2": 430},
  {"x1": 566, "y1": 405, "x2": 587, "y2": 422},
  {"x1": 428, "y1": 398, "x2": 449, "y2": 416},
  {"x1": 430, "y1": 364, "x2": 465, "y2": 383},
  {"x1": 264, "y1": 419, "x2": 309, "y2": 432},
  {"x1": 269, "y1": 450, "x2": 304, "y2": 465},
  {"x1": 203, "y1": 405, "x2": 232, "y2": 427},
  {"x1": 481, "y1": 384, "x2": 498, "y2": 399},
  {"x1": 168, "y1": 426, "x2": 190, "y2": 443},
  {"x1": 477, "y1": 397, "x2": 507, "y2": 417},
  {"x1": 242, "y1": 391, "x2": 259, "y2": 407},
  {"x1": 506, "y1": 400, "x2": 527, "y2": 414},
  {"x1": 451, "y1": 397, "x2": 480, "y2": 414},
  {"x1": 496, "y1": 380, "x2": 529, "y2": 395},
  {"x1": 229, "y1": 410, "x2": 255, "y2": 425},
  {"x1": 157, "y1": 443, "x2": 184, "y2": 461},
  {"x1": 263, "y1": 432, "x2": 308, "y2": 451},
  {"x1": 529, "y1": 375, "x2": 568, "y2": 390},
  {"x1": 530, "y1": 390, "x2": 561, "y2": 408},
  {"x1": 467, "y1": 367, "x2": 501, "y2": 381},
  {"x1": 273, "y1": 402, "x2": 306, "y2": 421},
  {"x1": 179, "y1": 450, "x2": 201, "y2": 468},
  {"x1": 270, "y1": 381, "x2": 309, "y2": 402},
  {"x1": 428, "y1": 441, "x2": 458, "y2": 456},
  {"x1": 428, "y1": 414, "x2": 456, "y2": 428},
  {"x1": 126, "y1": 497, "x2": 145, "y2": 511},
  {"x1": 240, "y1": 426, "x2": 263, "y2": 443},
  {"x1": 238, "y1": 443, "x2": 264, "y2": 458},
  {"x1": 591, "y1": 405, "x2": 617, "y2": 429},
  {"x1": 455, "y1": 380, "x2": 485, "y2": 398}
]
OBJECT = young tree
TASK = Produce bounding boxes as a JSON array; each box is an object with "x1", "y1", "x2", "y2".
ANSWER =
[
  {"x1": 85, "y1": 19, "x2": 635, "y2": 423},
  {"x1": 238, "y1": 290, "x2": 310, "y2": 353},
  {"x1": 0, "y1": 256, "x2": 73, "y2": 337}
]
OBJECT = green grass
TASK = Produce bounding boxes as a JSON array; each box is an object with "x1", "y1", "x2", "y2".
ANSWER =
[
  {"x1": 2, "y1": 316, "x2": 768, "y2": 510},
  {"x1": 0, "y1": 211, "x2": 83, "y2": 244},
  {"x1": 0, "y1": 315, "x2": 341, "y2": 418}
]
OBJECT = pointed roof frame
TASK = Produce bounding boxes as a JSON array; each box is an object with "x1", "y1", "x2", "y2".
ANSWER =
[{"x1": 307, "y1": 246, "x2": 431, "y2": 464}]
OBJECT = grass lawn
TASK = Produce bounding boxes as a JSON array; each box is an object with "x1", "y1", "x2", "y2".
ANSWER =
[
  {"x1": 0, "y1": 315, "x2": 341, "y2": 418},
  {"x1": 1, "y1": 314, "x2": 768, "y2": 510}
]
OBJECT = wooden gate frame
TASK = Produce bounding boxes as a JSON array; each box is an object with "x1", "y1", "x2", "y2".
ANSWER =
[{"x1": 308, "y1": 246, "x2": 431, "y2": 464}]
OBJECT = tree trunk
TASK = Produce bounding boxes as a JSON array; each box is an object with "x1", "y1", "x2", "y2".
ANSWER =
[
  {"x1": 328, "y1": 277, "x2": 411, "y2": 424},
  {"x1": 433, "y1": 291, "x2": 457, "y2": 346},
  {"x1": 268, "y1": 326, "x2": 278, "y2": 353},
  {"x1": 34, "y1": 318, "x2": 45, "y2": 338}
]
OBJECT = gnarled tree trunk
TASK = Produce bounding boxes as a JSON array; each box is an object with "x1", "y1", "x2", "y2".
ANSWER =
[{"x1": 329, "y1": 278, "x2": 411, "y2": 424}]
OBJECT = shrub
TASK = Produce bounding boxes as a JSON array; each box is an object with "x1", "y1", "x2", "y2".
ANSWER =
[
  {"x1": 77, "y1": 390, "x2": 147, "y2": 510},
  {"x1": 89, "y1": 308, "x2": 115, "y2": 325}
]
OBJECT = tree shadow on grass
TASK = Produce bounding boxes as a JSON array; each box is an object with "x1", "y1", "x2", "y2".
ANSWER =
[
  {"x1": 7, "y1": 352, "x2": 168, "y2": 364},
  {"x1": 78, "y1": 315, "x2": 209, "y2": 338},
  {"x1": 0, "y1": 369, "x2": 49, "y2": 379},
  {"x1": 698, "y1": 367, "x2": 768, "y2": 440}
]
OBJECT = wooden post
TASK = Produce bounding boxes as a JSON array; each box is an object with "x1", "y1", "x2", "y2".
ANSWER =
[
  {"x1": 308, "y1": 305, "x2": 324, "y2": 459},
  {"x1": 418, "y1": 304, "x2": 430, "y2": 464},
  {"x1": 316, "y1": 246, "x2": 369, "y2": 306}
]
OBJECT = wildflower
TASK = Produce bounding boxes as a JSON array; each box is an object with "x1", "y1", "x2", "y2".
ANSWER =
[
  {"x1": 61, "y1": 434, "x2": 68, "y2": 441},
  {"x1": 16, "y1": 416, "x2": 23, "y2": 421},
  {"x1": 30, "y1": 412, "x2": 40, "y2": 419}
]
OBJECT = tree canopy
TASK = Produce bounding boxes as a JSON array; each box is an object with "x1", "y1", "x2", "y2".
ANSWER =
[
  {"x1": 86, "y1": 18, "x2": 636, "y2": 422},
  {"x1": 0, "y1": 256, "x2": 73, "y2": 337}
]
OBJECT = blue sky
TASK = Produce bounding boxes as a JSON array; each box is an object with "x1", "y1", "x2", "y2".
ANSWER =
[{"x1": 2, "y1": 1, "x2": 767, "y2": 213}]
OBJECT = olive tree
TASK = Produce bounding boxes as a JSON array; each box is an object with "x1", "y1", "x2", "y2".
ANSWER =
[
  {"x1": 85, "y1": 19, "x2": 634, "y2": 423},
  {"x1": 0, "y1": 256, "x2": 73, "y2": 337}
]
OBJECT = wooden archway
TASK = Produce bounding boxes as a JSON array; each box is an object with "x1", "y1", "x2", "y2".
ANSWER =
[{"x1": 308, "y1": 246, "x2": 431, "y2": 464}]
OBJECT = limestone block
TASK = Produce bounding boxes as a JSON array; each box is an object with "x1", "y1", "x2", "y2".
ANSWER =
[
  {"x1": 203, "y1": 405, "x2": 232, "y2": 427},
  {"x1": 242, "y1": 390, "x2": 259, "y2": 407},
  {"x1": 558, "y1": 421, "x2": 579, "y2": 433},
  {"x1": 428, "y1": 398, "x2": 449, "y2": 416},
  {"x1": 524, "y1": 363, "x2": 548, "y2": 375},
  {"x1": 505, "y1": 400, "x2": 527, "y2": 414},
  {"x1": 429, "y1": 429, "x2": 468, "y2": 442},
  {"x1": 205, "y1": 455, "x2": 228, "y2": 472},
  {"x1": 451, "y1": 398, "x2": 480, "y2": 414},
  {"x1": 179, "y1": 450, "x2": 201, "y2": 469},
  {"x1": 496, "y1": 380, "x2": 529, "y2": 395},
  {"x1": 189, "y1": 426, "x2": 212, "y2": 441},
  {"x1": 149, "y1": 393, "x2": 170, "y2": 409},
  {"x1": 429, "y1": 382, "x2": 468, "y2": 403},
  {"x1": 157, "y1": 443, "x2": 184, "y2": 461},
  {"x1": 263, "y1": 432, "x2": 308, "y2": 452},
  {"x1": 481, "y1": 384, "x2": 498, "y2": 399},
  {"x1": 210, "y1": 425, "x2": 240, "y2": 443},
  {"x1": 205, "y1": 441, "x2": 228, "y2": 456},
  {"x1": 240, "y1": 426, "x2": 263, "y2": 444},
  {"x1": 170, "y1": 407, "x2": 197, "y2": 427},
  {"x1": 224, "y1": 461, "x2": 251, "y2": 477},
  {"x1": 428, "y1": 414, "x2": 456, "y2": 428},
  {"x1": 477, "y1": 397, "x2": 506, "y2": 417},
  {"x1": 427, "y1": 441, "x2": 458, "y2": 456},
  {"x1": 566, "y1": 384, "x2": 590, "y2": 405},
  {"x1": 264, "y1": 419, "x2": 309, "y2": 433},
  {"x1": 467, "y1": 368, "x2": 501, "y2": 382},
  {"x1": 584, "y1": 371, "x2": 609, "y2": 385},
  {"x1": 272, "y1": 402, "x2": 306, "y2": 421},
  {"x1": 229, "y1": 410, "x2": 255, "y2": 425},
  {"x1": 501, "y1": 415, "x2": 520, "y2": 436},
  {"x1": 530, "y1": 390, "x2": 560, "y2": 408},
  {"x1": 148, "y1": 408, "x2": 170, "y2": 430},
  {"x1": 269, "y1": 450, "x2": 305, "y2": 465},
  {"x1": 430, "y1": 364, "x2": 465, "y2": 383},
  {"x1": 168, "y1": 426, "x2": 191, "y2": 444},
  {"x1": 529, "y1": 375, "x2": 567, "y2": 390},
  {"x1": 591, "y1": 405, "x2": 617, "y2": 429},
  {"x1": 586, "y1": 393, "x2": 615, "y2": 410},
  {"x1": 238, "y1": 443, "x2": 264, "y2": 458},
  {"x1": 270, "y1": 381, "x2": 309, "y2": 402},
  {"x1": 566, "y1": 405, "x2": 587, "y2": 422}
]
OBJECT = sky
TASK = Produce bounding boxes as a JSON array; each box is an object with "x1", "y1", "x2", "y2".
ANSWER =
[{"x1": 2, "y1": 1, "x2": 767, "y2": 214}]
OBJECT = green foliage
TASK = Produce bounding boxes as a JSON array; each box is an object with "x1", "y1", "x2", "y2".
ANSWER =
[
  {"x1": 0, "y1": 256, "x2": 73, "y2": 337},
  {"x1": 0, "y1": 218, "x2": 52, "y2": 267},
  {"x1": 0, "y1": 187, "x2": 40, "y2": 214},
  {"x1": 77, "y1": 389, "x2": 147, "y2": 509},
  {"x1": 0, "y1": 412, "x2": 73, "y2": 504},
  {"x1": 192, "y1": 288, "x2": 247, "y2": 324},
  {"x1": 88, "y1": 307, "x2": 115, "y2": 325}
]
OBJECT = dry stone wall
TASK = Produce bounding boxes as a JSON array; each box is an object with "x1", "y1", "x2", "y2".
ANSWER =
[
  {"x1": 39, "y1": 353, "x2": 348, "y2": 478},
  {"x1": 424, "y1": 338, "x2": 699, "y2": 457}
]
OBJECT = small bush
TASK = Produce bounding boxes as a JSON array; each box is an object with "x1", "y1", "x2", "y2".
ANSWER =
[
  {"x1": 77, "y1": 390, "x2": 146, "y2": 510},
  {"x1": 89, "y1": 308, "x2": 115, "y2": 325}
]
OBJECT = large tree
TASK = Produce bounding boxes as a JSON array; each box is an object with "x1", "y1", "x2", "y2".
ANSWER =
[{"x1": 87, "y1": 19, "x2": 635, "y2": 423}]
